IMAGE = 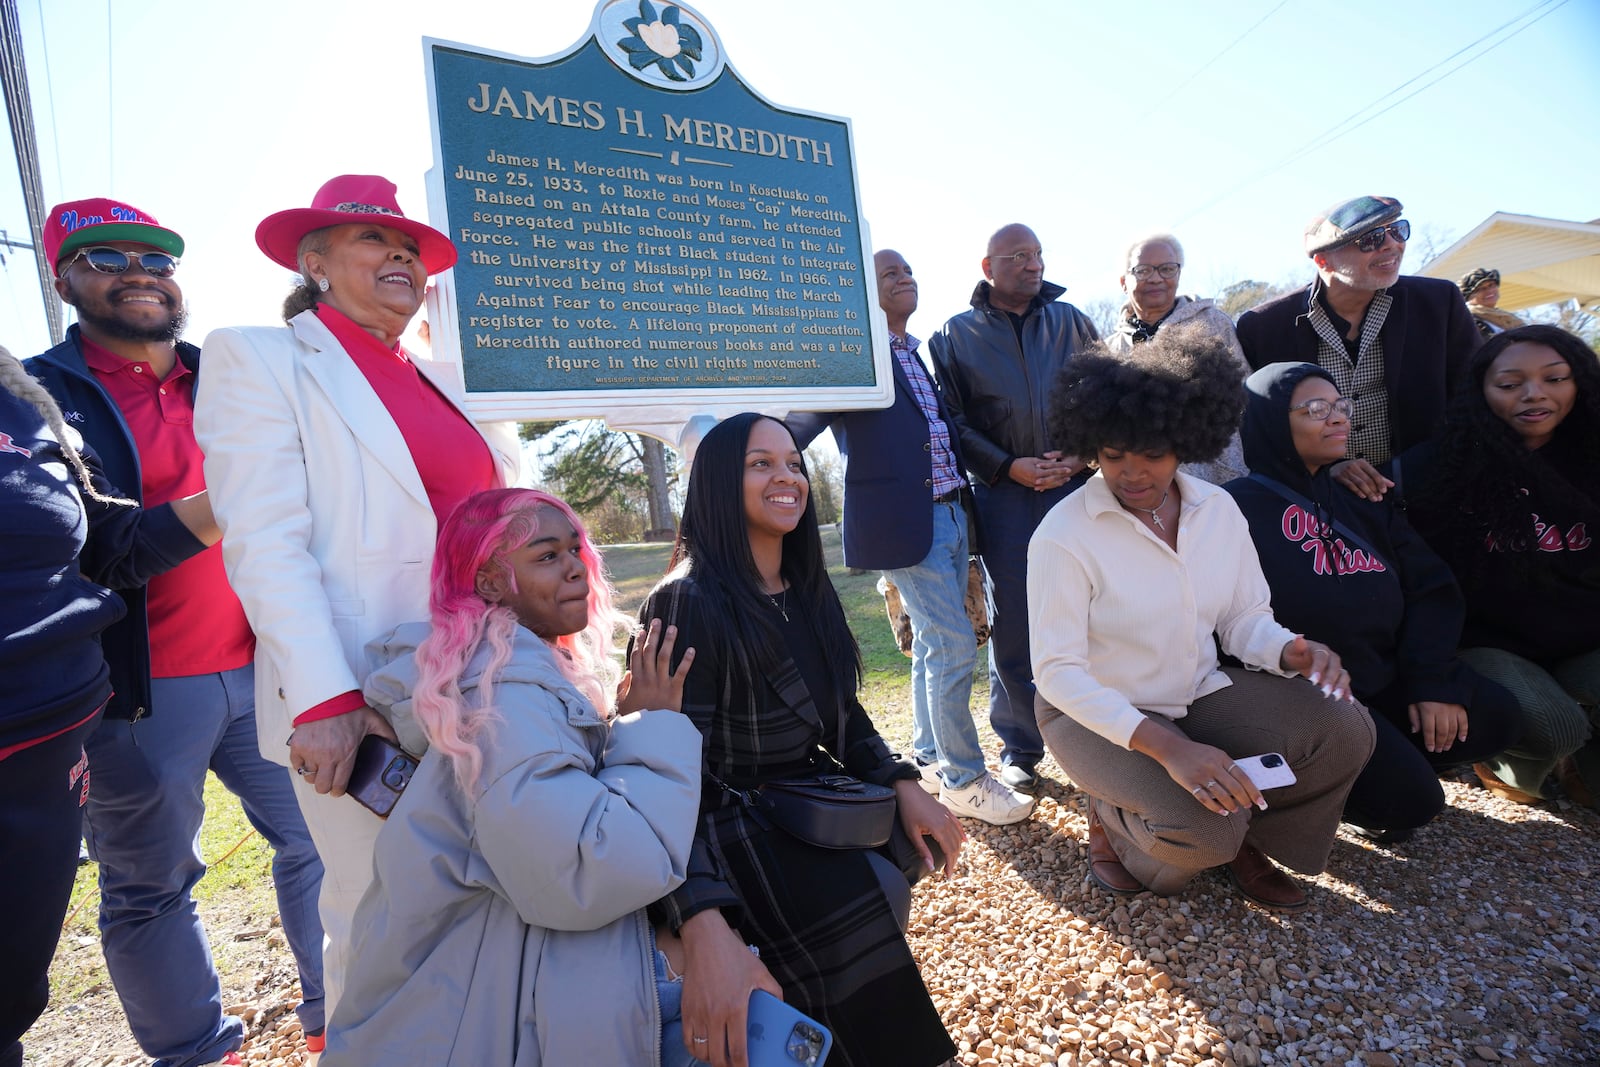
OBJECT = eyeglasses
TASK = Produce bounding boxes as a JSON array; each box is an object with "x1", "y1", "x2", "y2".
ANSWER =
[
  {"x1": 1289, "y1": 397, "x2": 1354, "y2": 421},
  {"x1": 1345, "y1": 220, "x2": 1410, "y2": 254},
  {"x1": 990, "y1": 249, "x2": 1043, "y2": 266},
  {"x1": 61, "y1": 246, "x2": 181, "y2": 278},
  {"x1": 1128, "y1": 262, "x2": 1181, "y2": 280}
]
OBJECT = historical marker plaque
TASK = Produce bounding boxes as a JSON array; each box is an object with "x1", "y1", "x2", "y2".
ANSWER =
[{"x1": 423, "y1": 0, "x2": 889, "y2": 427}]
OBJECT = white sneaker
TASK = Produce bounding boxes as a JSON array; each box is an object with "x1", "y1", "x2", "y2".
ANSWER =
[
  {"x1": 941, "y1": 773, "x2": 1035, "y2": 825},
  {"x1": 914, "y1": 758, "x2": 943, "y2": 794}
]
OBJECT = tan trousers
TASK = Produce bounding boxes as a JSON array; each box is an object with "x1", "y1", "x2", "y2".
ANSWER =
[{"x1": 1038, "y1": 668, "x2": 1375, "y2": 895}]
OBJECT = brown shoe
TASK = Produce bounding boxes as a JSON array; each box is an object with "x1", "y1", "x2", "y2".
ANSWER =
[
  {"x1": 1226, "y1": 843, "x2": 1307, "y2": 910},
  {"x1": 1473, "y1": 762, "x2": 1545, "y2": 805},
  {"x1": 1085, "y1": 805, "x2": 1143, "y2": 894}
]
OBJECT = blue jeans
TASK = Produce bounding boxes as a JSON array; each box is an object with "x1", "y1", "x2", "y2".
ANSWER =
[
  {"x1": 883, "y1": 500, "x2": 985, "y2": 789},
  {"x1": 656, "y1": 945, "x2": 708, "y2": 1067},
  {"x1": 973, "y1": 478, "x2": 1077, "y2": 769},
  {"x1": 83, "y1": 664, "x2": 325, "y2": 1067}
]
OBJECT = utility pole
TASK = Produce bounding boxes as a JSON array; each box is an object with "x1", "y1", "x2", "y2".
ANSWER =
[{"x1": 1, "y1": 0, "x2": 62, "y2": 344}]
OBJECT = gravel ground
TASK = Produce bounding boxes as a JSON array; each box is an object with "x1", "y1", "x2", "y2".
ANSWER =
[
  {"x1": 28, "y1": 762, "x2": 1598, "y2": 1067},
  {"x1": 909, "y1": 761, "x2": 1599, "y2": 1067}
]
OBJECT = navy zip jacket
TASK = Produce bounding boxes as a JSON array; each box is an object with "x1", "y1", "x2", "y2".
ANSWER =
[
  {"x1": 1, "y1": 384, "x2": 204, "y2": 751},
  {"x1": 1224, "y1": 361, "x2": 1472, "y2": 707},
  {"x1": 26, "y1": 326, "x2": 204, "y2": 722}
]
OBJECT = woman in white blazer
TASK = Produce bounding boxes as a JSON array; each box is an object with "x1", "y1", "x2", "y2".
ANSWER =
[{"x1": 194, "y1": 175, "x2": 518, "y2": 1028}]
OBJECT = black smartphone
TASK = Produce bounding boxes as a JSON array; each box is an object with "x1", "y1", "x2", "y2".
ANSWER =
[{"x1": 347, "y1": 735, "x2": 420, "y2": 818}]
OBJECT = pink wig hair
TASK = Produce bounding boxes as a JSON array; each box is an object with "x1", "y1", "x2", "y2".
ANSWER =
[{"x1": 412, "y1": 488, "x2": 625, "y2": 796}]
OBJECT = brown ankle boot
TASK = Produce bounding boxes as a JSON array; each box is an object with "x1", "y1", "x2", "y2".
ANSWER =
[
  {"x1": 1473, "y1": 762, "x2": 1545, "y2": 805},
  {"x1": 1085, "y1": 805, "x2": 1143, "y2": 894},
  {"x1": 1226, "y1": 843, "x2": 1307, "y2": 910}
]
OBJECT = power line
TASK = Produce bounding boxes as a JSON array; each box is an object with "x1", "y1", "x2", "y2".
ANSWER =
[
  {"x1": 1173, "y1": 0, "x2": 1569, "y2": 227},
  {"x1": 1274, "y1": 0, "x2": 1567, "y2": 171},
  {"x1": 0, "y1": 0, "x2": 63, "y2": 343},
  {"x1": 105, "y1": 0, "x2": 111, "y2": 187},
  {"x1": 1131, "y1": 0, "x2": 1293, "y2": 129},
  {"x1": 33, "y1": 0, "x2": 62, "y2": 188}
]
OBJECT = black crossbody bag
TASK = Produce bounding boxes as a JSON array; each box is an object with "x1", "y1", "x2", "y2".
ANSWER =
[
  {"x1": 1248, "y1": 473, "x2": 1386, "y2": 560},
  {"x1": 716, "y1": 678, "x2": 898, "y2": 850}
]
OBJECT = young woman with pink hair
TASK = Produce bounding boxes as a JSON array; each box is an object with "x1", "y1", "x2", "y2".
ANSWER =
[{"x1": 320, "y1": 488, "x2": 707, "y2": 1066}]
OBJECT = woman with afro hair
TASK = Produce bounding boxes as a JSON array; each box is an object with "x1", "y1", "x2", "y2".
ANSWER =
[
  {"x1": 1399, "y1": 324, "x2": 1600, "y2": 808},
  {"x1": 1028, "y1": 333, "x2": 1375, "y2": 909}
]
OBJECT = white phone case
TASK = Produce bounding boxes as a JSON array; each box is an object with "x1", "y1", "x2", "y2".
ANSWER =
[{"x1": 1236, "y1": 752, "x2": 1297, "y2": 790}]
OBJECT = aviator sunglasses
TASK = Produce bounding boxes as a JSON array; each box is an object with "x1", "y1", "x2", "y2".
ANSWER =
[
  {"x1": 61, "y1": 246, "x2": 181, "y2": 278},
  {"x1": 1345, "y1": 220, "x2": 1410, "y2": 254}
]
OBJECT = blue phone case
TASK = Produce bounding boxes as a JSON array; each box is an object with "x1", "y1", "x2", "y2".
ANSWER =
[{"x1": 746, "y1": 990, "x2": 832, "y2": 1066}]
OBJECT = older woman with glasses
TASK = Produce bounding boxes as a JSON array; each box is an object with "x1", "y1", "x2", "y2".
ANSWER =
[
  {"x1": 1226, "y1": 363, "x2": 1522, "y2": 844},
  {"x1": 1030, "y1": 335, "x2": 1375, "y2": 911},
  {"x1": 195, "y1": 175, "x2": 519, "y2": 1023},
  {"x1": 1105, "y1": 233, "x2": 1247, "y2": 483}
]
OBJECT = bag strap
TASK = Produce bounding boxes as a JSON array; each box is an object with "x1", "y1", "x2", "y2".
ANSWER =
[{"x1": 1247, "y1": 472, "x2": 1385, "y2": 561}]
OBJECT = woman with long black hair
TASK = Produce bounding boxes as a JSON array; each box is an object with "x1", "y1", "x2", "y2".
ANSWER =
[
  {"x1": 639, "y1": 412, "x2": 962, "y2": 1067},
  {"x1": 1400, "y1": 324, "x2": 1600, "y2": 807}
]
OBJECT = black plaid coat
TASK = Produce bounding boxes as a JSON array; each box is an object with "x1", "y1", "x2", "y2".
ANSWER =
[{"x1": 640, "y1": 575, "x2": 956, "y2": 1067}]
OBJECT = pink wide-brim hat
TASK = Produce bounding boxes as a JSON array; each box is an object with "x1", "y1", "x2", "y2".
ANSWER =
[{"x1": 255, "y1": 174, "x2": 457, "y2": 274}]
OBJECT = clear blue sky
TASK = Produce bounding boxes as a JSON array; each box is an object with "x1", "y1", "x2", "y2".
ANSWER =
[{"x1": 3, "y1": 0, "x2": 1597, "y2": 358}]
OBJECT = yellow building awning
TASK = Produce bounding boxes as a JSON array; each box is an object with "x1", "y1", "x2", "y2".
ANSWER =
[{"x1": 1420, "y1": 212, "x2": 1600, "y2": 313}]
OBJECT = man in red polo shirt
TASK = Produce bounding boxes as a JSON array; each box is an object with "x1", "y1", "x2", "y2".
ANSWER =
[{"x1": 28, "y1": 199, "x2": 326, "y2": 1067}]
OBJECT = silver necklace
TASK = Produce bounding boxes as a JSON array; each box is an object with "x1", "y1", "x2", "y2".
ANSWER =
[
  {"x1": 1126, "y1": 489, "x2": 1171, "y2": 531},
  {"x1": 765, "y1": 587, "x2": 789, "y2": 622}
]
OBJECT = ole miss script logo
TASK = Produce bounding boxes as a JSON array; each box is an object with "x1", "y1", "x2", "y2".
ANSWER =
[
  {"x1": 1280, "y1": 505, "x2": 1387, "y2": 577},
  {"x1": 1488, "y1": 515, "x2": 1591, "y2": 554}
]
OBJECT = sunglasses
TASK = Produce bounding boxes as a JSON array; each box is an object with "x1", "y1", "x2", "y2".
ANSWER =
[
  {"x1": 62, "y1": 246, "x2": 181, "y2": 278},
  {"x1": 1345, "y1": 220, "x2": 1410, "y2": 254}
]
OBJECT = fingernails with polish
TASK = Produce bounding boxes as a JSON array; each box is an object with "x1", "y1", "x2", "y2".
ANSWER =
[{"x1": 1310, "y1": 672, "x2": 1322, "y2": 685}]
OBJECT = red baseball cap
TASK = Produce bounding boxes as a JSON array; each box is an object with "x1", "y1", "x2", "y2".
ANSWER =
[
  {"x1": 44, "y1": 198, "x2": 184, "y2": 276},
  {"x1": 255, "y1": 174, "x2": 457, "y2": 274}
]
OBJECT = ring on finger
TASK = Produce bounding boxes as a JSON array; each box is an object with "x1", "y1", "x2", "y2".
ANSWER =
[
  {"x1": 1204, "y1": 780, "x2": 1220, "y2": 791},
  {"x1": 1190, "y1": 785, "x2": 1205, "y2": 796},
  {"x1": 692, "y1": 1036, "x2": 709, "y2": 1045}
]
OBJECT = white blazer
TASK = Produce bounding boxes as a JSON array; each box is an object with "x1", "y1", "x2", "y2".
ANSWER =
[{"x1": 195, "y1": 310, "x2": 520, "y2": 761}]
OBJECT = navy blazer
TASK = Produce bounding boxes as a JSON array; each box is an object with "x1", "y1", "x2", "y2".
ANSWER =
[
  {"x1": 1236, "y1": 276, "x2": 1481, "y2": 457},
  {"x1": 27, "y1": 325, "x2": 205, "y2": 722},
  {"x1": 789, "y1": 342, "x2": 968, "y2": 571}
]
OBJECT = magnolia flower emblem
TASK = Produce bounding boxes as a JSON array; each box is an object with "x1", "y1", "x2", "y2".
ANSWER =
[{"x1": 617, "y1": 0, "x2": 703, "y2": 81}]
